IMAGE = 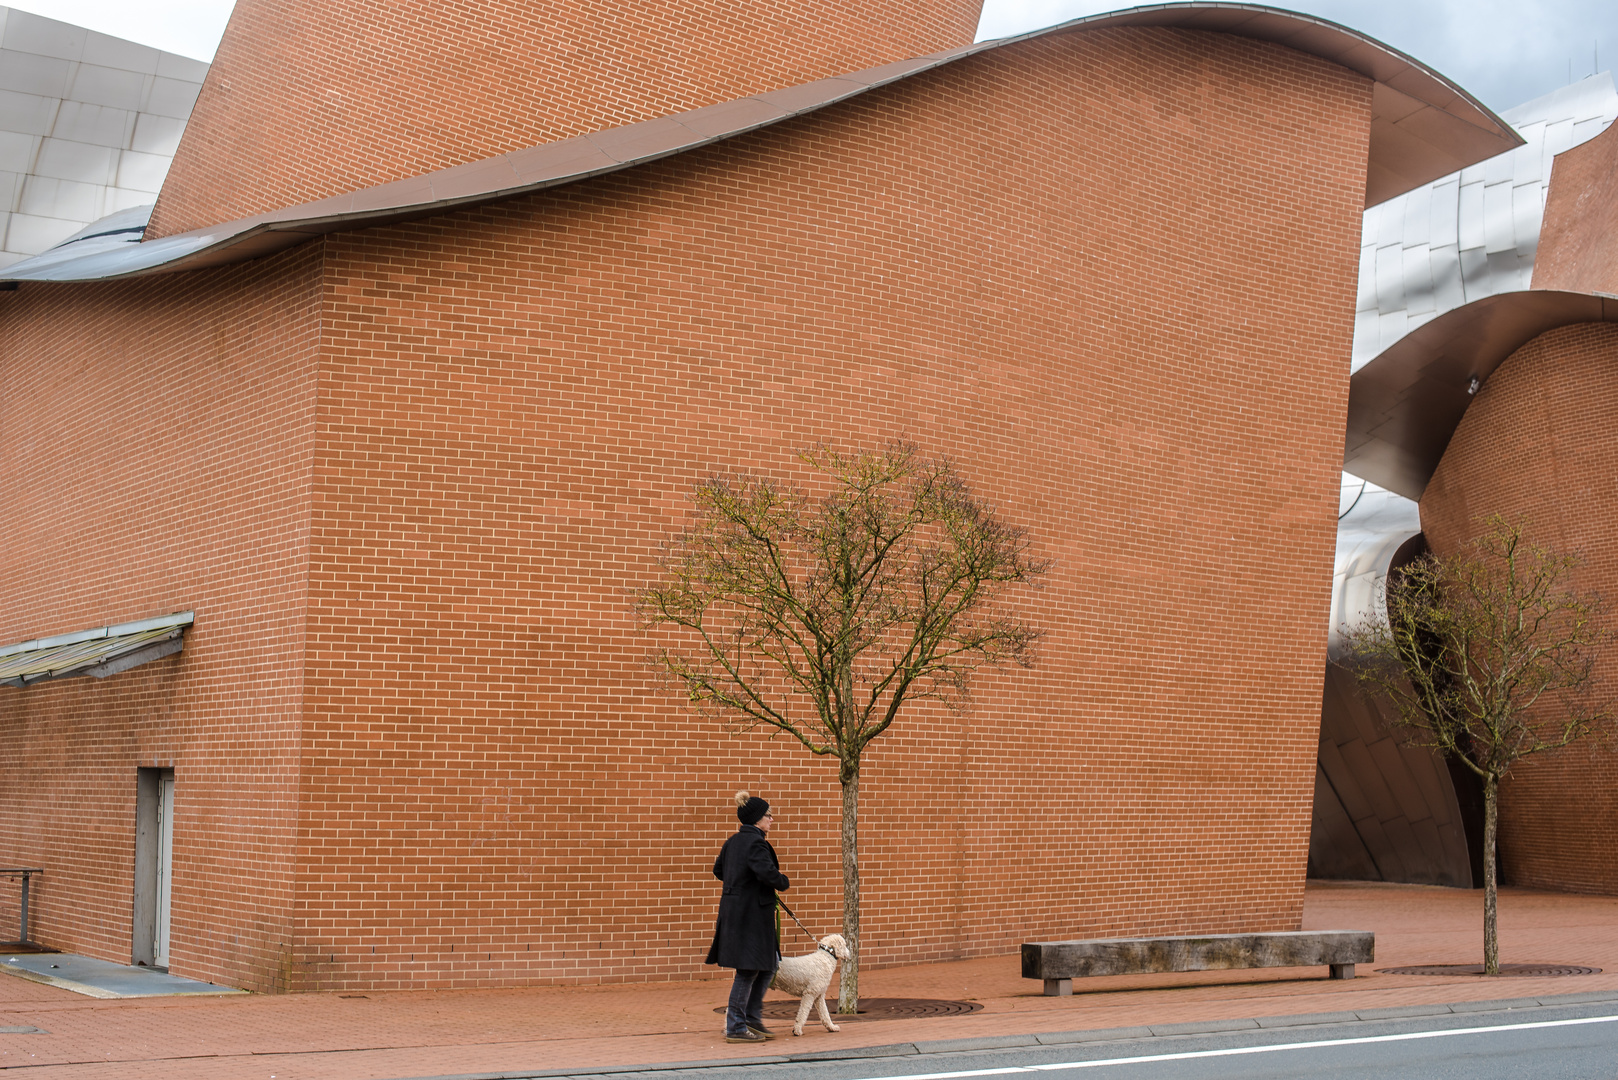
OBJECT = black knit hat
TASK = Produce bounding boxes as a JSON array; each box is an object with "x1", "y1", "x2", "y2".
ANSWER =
[{"x1": 737, "y1": 794, "x2": 770, "y2": 826}]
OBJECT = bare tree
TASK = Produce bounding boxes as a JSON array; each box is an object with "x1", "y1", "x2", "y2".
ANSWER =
[
  {"x1": 641, "y1": 444, "x2": 1047, "y2": 1010},
  {"x1": 1345, "y1": 516, "x2": 1613, "y2": 974}
]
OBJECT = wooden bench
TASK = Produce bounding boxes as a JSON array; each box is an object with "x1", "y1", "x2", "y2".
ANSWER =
[{"x1": 1022, "y1": 930, "x2": 1375, "y2": 996}]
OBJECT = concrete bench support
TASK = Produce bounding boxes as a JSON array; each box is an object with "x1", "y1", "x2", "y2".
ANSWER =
[{"x1": 1023, "y1": 930, "x2": 1374, "y2": 996}]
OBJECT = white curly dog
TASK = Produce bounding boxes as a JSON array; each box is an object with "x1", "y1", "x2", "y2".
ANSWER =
[{"x1": 770, "y1": 933, "x2": 852, "y2": 1036}]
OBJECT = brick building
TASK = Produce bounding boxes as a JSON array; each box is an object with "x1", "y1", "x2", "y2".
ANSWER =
[
  {"x1": 1342, "y1": 112, "x2": 1618, "y2": 897},
  {"x1": 0, "y1": 1, "x2": 1519, "y2": 992}
]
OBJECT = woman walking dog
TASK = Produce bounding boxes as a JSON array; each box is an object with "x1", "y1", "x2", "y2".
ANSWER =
[{"x1": 706, "y1": 791, "x2": 789, "y2": 1043}]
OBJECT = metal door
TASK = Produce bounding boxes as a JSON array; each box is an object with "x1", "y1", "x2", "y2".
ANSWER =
[
  {"x1": 133, "y1": 767, "x2": 175, "y2": 969},
  {"x1": 153, "y1": 775, "x2": 174, "y2": 968}
]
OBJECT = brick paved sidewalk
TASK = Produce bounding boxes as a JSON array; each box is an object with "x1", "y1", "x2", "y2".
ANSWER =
[{"x1": 1, "y1": 881, "x2": 1615, "y2": 1080}]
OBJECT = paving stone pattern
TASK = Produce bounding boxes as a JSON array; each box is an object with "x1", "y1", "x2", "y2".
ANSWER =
[{"x1": 0, "y1": 882, "x2": 1614, "y2": 1080}]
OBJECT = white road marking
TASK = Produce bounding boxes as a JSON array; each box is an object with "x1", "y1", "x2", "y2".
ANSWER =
[{"x1": 843, "y1": 1013, "x2": 1618, "y2": 1079}]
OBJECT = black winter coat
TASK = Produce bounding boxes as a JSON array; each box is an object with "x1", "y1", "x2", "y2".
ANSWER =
[{"x1": 704, "y1": 824, "x2": 790, "y2": 970}]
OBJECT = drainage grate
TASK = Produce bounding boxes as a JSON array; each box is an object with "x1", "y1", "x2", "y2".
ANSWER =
[
  {"x1": 715, "y1": 997, "x2": 984, "y2": 1022},
  {"x1": 1380, "y1": 964, "x2": 1602, "y2": 977}
]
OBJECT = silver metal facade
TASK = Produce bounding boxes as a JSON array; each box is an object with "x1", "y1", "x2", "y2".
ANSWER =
[
  {"x1": 0, "y1": 6, "x2": 206, "y2": 270},
  {"x1": 1328, "y1": 476, "x2": 1420, "y2": 662},
  {"x1": 1351, "y1": 74, "x2": 1618, "y2": 375},
  {"x1": 1335, "y1": 74, "x2": 1618, "y2": 627},
  {"x1": 1318, "y1": 78, "x2": 1618, "y2": 888},
  {"x1": 1345, "y1": 290, "x2": 1618, "y2": 499},
  {"x1": 1320, "y1": 484, "x2": 1476, "y2": 889}
]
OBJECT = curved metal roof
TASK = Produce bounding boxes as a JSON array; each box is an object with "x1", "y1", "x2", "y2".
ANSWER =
[
  {"x1": 3, "y1": 2, "x2": 1519, "y2": 285},
  {"x1": 1344, "y1": 287, "x2": 1618, "y2": 499}
]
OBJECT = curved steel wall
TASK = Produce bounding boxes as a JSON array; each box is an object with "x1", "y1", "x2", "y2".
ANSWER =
[
  {"x1": 1312, "y1": 481, "x2": 1476, "y2": 886},
  {"x1": 1351, "y1": 73, "x2": 1618, "y2": 373},
  {"x1": 1315, "y1": 74, "x2": 1618, "y2": 885},
  {"x1": 0, "y1": 6, "x2": 206, "y2": 270}
]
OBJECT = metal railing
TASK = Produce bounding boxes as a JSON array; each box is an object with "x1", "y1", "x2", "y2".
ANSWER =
[{"x1": 0, "y1": 869, "x2": 43, "y2": 946}]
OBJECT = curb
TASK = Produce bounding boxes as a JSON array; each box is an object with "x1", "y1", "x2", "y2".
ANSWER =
[{"x1": 387, "y1": 989, "x2": 1618, "y2": 1079}]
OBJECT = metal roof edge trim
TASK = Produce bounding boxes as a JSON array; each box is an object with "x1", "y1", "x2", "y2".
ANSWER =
[
  {"x1": 2, "y1": 2, "x2": 1515, "y2": 284},
  {"x1": 0, "y1": 50, "x2": 967, "y2": 283},
  {"x1": 1026, "y1": 3, "x2": 1512, "y2": 135},
  {"x1": 0, "y1": 611, "x2": 196, "y2": 659}
]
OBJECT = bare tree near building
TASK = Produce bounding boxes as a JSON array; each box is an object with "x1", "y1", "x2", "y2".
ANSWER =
[
  {"x1": 1345, "y1": 516, "x2": 1613, "y2": 975},
  {"x1": 641, "y1": 444, "x2": 1047, "y2": 1012}
]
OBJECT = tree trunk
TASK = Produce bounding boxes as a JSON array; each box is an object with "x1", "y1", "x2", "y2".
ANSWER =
[
  {"x1": 1482, "y1": 771, "x2": 1499, "y2": 976},
  {"x1": 838, "y1": 762, "x2": 860, "y2": 1014}
]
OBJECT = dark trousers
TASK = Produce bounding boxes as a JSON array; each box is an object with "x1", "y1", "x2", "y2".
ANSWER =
[{"x1": 726, "y1": 964, "x2": 776, "y2": 1035}]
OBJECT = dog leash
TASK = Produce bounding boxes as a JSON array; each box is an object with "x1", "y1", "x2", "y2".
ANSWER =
[{"x1": 776, "y1": 897, "x2": 819, "y2": 943}]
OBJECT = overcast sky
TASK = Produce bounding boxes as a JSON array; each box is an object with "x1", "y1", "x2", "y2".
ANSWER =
[{"x1": 7, "y1": 0, "x2": 1612, "y2": 115}]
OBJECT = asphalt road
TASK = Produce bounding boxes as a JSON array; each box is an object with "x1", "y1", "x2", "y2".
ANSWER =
[{"x1": 541, "y1": 1002, "x2": 1618, "y2": 1080}]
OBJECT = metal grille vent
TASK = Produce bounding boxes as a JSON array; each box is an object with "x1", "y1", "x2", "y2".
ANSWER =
[{"x1": 1380, "y1": 964, "x2": 1602, "y2": 977}]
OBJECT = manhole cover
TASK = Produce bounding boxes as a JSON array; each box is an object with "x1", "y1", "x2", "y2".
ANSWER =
[
  {"x1": 1380, "y1": 964, "x2": 1602, "y2": 977},
  {"x1": 714, "y1": 997, "x2": 983, "y2": 1021}
]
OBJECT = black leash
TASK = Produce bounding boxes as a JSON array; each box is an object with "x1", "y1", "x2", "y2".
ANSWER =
[{"x1": 777, "y1": 897, "x2": 818, "y2": 943}]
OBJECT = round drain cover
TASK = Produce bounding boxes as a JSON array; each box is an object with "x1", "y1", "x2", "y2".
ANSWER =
[
  {"x1": 1380, "y1": 963, "x2": 1601, "y2": 977},
  {"x1": 715, "y1": 997, "x2": 983, "y2": 1021}
]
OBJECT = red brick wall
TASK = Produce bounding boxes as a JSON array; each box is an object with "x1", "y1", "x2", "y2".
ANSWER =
[
  {"x1": 0, "y1": 246, "x2": 322, "y2": 990},
  {"x1": 146, "y1": 0, "x2": 986, "y2": 239},
  {"x1": 292, "y1": 26, "x2": 1371, "y2": 990},
  {"x1": 1420, "y1": 322, "x2": 1618, "y2": 896},
  {"x1": 1533, "y1": 119, "x2": 1618, "y2": 295},
  {"x1": 3, "y1": 25, "x2": 1372, "y2": 994}
]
